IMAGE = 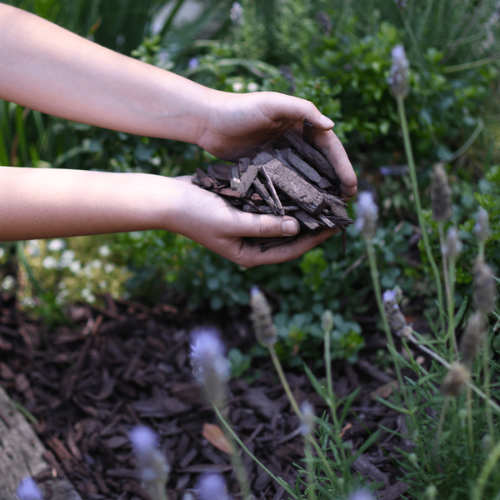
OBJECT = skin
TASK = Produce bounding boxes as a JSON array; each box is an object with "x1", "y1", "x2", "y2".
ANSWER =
[{"x1": 0, "y1": 4, "x2": 357, "y2": 268}]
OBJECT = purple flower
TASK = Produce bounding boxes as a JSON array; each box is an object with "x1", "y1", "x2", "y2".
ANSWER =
[
  {"x1": 16, "y1": 478, "x2": 42, "y2": 500},
  {"x1": 230, "y1": 2, "x2": 244, "y2": 25},
  {"x1": 129, "y1": 425, "x2": 159, "y2": 461},
  {"x1": 388, "y1": 44, "x2": 409, "y2": 98},
  {"x1": 196, "y1": 473, "x2": 230, "y2": 500},
  {"x1": 189, "y1": 58, "x2": 199, "y2": 69},
  {"x1": 355, "y1": 191, "x2": 378, "y2": 239}
]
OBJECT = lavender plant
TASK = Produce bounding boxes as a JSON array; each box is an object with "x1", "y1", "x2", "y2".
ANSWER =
[{"x1": 16, "y1": 478, "x2": 43, "y2": 500}]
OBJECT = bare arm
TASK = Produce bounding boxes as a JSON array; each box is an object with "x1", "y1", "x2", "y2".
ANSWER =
[{"x1": 0, "y1": 167, "x2": 337, "y2": 267}]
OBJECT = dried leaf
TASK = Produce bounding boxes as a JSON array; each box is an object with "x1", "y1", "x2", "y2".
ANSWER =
[
  {"x1": 370, "y1": 380, "x2": 399, "y2": 400},
  {"x1": 202, "y1": 423, "x2": 234, "y2": 454}
]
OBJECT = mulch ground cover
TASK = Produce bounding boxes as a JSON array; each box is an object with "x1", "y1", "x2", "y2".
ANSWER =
[{"x1": 0, "y1": 290, "x2": 418, "y2": 500}]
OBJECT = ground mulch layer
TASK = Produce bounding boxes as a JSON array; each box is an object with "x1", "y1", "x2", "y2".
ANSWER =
[{"x1": 0, "y1": 291, "x2": 415, "y2": 500}]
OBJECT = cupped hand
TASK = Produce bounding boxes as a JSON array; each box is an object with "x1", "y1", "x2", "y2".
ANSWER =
[
  {"x1": 169, "y1": 176, "x2": 339, "y2": 268},
  {"x1": 197, "y1": 91, "x2": 357, "y2": 198}
]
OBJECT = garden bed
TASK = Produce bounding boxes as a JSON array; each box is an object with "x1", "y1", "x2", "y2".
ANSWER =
[{"x1": 0, "y1": 290, "x2": 420, "y2": 499}]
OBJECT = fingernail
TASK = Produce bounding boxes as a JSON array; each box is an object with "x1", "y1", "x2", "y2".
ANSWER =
[
  {"x1": 282, "y1": 219, "x2": 300, "y2": 236},
  {"x1": 320, "y1": 115, "x2": 334, "y2": 128}
]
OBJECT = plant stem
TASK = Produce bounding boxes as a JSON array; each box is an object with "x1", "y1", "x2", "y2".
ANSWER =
[
  {"x1": 366, "y1": 240, "x2": 404, "y2": 391},
  {"x1": 397, "y1": 97, "x2": 445, "y2": 332},
  {"x1": 304, "y1": 437, "x2": 316, "y2": 500},
  {"x1": 466, "y1": 384, "x2": 474, "y2": 455},
  {"x1": 474, "y1": 438, "x2": 500, "y2": 499},
  {"x1": 447, "y1": 256, "x2": 459, "y2": 360},
  {"x1": 324, "y1": 323, "x2": 339, "y2": 430},
  {"x1": 269, "y1": 345, "x2": 302, "y2": 418},
  {"x1": 213, "y1": 405, "x2": 299, "y2": 500},
  {"x1": 439, "y1": 223, "x2": 451, "y2": 346},
  {"x1": 482, "y1": 323, "x2": 494, "y2": 439}
]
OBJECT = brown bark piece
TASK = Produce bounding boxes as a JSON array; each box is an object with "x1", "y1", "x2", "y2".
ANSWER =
[
  {"x1": 238, "y1": 157, "x2": 251, "y2": 174},
  {"x1": 261, "y1": 158, "x2": 327, "y2": 215},
  {"x1": 281, "y1": 148, "x2": 321, "y2": 184},
  {"x1": 237, "y1": 164, "x2": 259, "y2": 195},
  {"x1": 252, "y1": 179, "x2": 279, "y2": 215},
  {"x1": 317, "y1": 214, "x2": 336, "y2": 228},
  {"x1": 216, "y1": 188, "x2": 242, "y2": 199},
  {"x1": 283, "y1": 129, "x2": 339, "y2": 184},
  {"x1": 351, "y1": 453, "x2": 389, "y2": 486},
  {"x1": 303, "y1": 118, "x2": 313, "y2": 145},
  {"x1": 294, "y1": 210, "x2": 320, "y2": 231},
  {"x1": 259, "y1": 166, "x2": 284, "y2": 216},
  {"x1": 207, "y1": 163, "x2": 234, "y2": 181},
  {"x1": 251, "y1": 151, "x2": 274, "y2": 165},
  {"x1": 195, "y1": 168, "x2": 215, "y2": 189}
]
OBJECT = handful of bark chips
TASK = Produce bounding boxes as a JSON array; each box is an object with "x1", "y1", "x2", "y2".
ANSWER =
[{"x1": 192, "y1": 121, "x2": 353, "y2": 252}]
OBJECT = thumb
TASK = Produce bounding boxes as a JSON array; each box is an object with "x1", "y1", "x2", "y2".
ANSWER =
[{"x1": 234, "y1": 213, "x2": 301, "y2": 238}]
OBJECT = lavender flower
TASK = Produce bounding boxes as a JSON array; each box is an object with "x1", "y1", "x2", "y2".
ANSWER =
[
  {"x1": 349, "y1": 489, "x2": 375, "y2": 500},
  {"x1": 383, "y1": 288, "x2": 408, "y2": 338},
  {"x1": 443, "y1": 227, "x2": 462, "y2": 261},
  {"x1": 190, "y1": 329, "x2": 230, "y2": 407},
  {"x1": 129, "y1": 425, "x2": 170, "y2": 499},
  {"x1": 196, "y1": 473, "x2": 231, "y2": 500},
  {"x1": 431, "y1": 163, "x2": 452, "y2": 222},
  {"x1": 388, "y1": 44, "x2": 409, "y2": 98},
  {"x1": 473, "y1": 258, "x2": 496, "y2": 315},
  {"x1": 355, "y1": 191, "x2": 378, "y2": 240},
  {"x1": 16, "y1": 478, "x2": 43, "y2": 500},
  {"x1": 321, "y1": 309, "x2": 334, "y2": 335},
  {"x1": 249, "y1": 287, "x2": 277, "y2": 346},
  {"x1": 442, "y1": 362, "x2": 469, "y2": 397},
  {"x1": 299, "y1": 401, "x2": 315, "y2": 435},
  {"x1": 474, "y1": 208, "x2": 490, "y2": 243},
  {"x1": 188, "y1": 58, "x2": 199, "y2": 69},
  {"x1": 460, "y1": 313, "x2": 484, "y2": 366},
  {"x1": 230, "y1": 2, "x2": 244, "y2": 25}
]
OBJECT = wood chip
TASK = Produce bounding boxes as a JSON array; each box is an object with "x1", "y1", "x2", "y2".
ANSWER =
[{"x1": 237, "y1": 164, "x2": 259, "y2": 195}]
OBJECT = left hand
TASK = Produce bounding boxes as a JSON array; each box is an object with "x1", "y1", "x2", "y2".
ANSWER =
[{"x1": 197, "y1": 91, "x2": 357, "y2": 199}]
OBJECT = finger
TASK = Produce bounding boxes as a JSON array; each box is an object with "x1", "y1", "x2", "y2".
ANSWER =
[
  {"x1": 264, "y1": 93, "x2": 334, "y2": 130},
  {"x1": 227, "y1": 212, "x2": 302, "y2": 239},
  {"x1": 235, "y1": 228, "x2": 339, "y2": 267}
]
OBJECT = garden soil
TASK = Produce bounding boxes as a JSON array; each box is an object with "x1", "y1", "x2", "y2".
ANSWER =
[{"x1": 0, "y1": 291, "x2": 415, "y2": 499}]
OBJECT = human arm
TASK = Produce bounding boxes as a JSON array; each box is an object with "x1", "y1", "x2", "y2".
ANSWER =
[
  {"x1": 0, "y1": 167, "x2": 337, "y2": 267},
  {"x1": 0, "y1": 4, "x2": 356, "y2": 198}
]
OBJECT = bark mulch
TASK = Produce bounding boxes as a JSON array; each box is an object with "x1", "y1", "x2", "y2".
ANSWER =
[{"x1": 0, "y1": 291, "x2": 413, "y2": 500}]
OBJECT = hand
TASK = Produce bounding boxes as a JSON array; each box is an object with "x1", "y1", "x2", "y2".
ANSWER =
[
  {"x1": 169, "y1": 176, "x2": 339, "y2": 268},
  {"x1": 197, "y1": 91, "x2": 357, "y2": 199}
]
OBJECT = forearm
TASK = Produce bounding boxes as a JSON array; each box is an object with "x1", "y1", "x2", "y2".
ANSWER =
[
  {"x1": 0, "y1": 4, "x2": 213, "y2": 144},
  {"x1": 0, "y1": 167, "x2": 178, "y2": 241}
]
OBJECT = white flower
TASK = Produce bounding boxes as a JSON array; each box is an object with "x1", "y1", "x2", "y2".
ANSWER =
[
  {"x1": 0, "y1": 248, "x2": 5, "y2": 259},
  {"x1": 300, "y1": 401, "x2": 314, "y2": 435},
  {"x1": 81, "y1": 288, "x2": 96, "y2": 303},
  {"x1": 83, "y1": 265, "x2": 93, "y2": 279},
  {"x1": 232, "y1": 82, "x2": 244, "y2": 92},
  {"x1": 47, "y1": 239, "x2": 66, "y2": 252},
  {"x1": 98, "y1": 245, "x2": 111, "y2": 258},
  {"x1": 69, "y1": 260, "x2": 82, "y2": 274},
  {"x1": 42, "y1": 256, "x2": 59, "y2": 270},
  {"x1": 99, "y1": 280, "x2": 108, "y2": 289},
  {"x1": 443, "y1": 227, "x2": 462, "y2": 260},
  {"x1": 16, "y1": 477, "x2": 43, "y2": 500},
  {"x1": 1, "y1": 275, "x2": 15, "y2": 291},
  {"x1": 196, "y1": 473, "x2": 230, "y2": 500},
  {"x1": 474, "y1": 208, "x2": 490, "y2": 243},
  {"x1": 60, "y1": 249, "x2": 75, "y2": 267},
  {"x1": 20, "y1": 297, "x2": 37, "y2": 308},
  {"x1": 388, "y1": 44, "x2": 409, "y2": 98},
  {"x1": 247, "y1": 82, "x2": 259, "y2": 92},
  {"x1": 90, "y1": 259, "x2": 102, "y2": 269},
  {"x1": 104, "y1": 263, "x2": 116, "y2": 273}
]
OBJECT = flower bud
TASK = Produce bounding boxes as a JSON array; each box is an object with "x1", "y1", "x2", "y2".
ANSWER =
[
  {"x1": 349, "y1": 490, "x2": 375, "y2": 500},
  {"x1": 321, "y1": 310, "x2": 334, "y2": 335},
  {"x1": 431, "y1": 163, "x2": 452, "y2": 222},
  {"x1": 383, "y1": 289, "x2": 408, "y2": 337},
  {"x1": 16, "y1": 478, "x2": 43, "y2": 500},
  {"x1": 354, "y1": 191, "x2": 378, "y2": 240},
  {"x1": 300, "y1": 401, "x2": 315, "y2": 436},
  {"x1": 388, "y1": 44, "x2": 409, "y2": 98},
  {"x1": 474, "y1": 208, "x2": 490, "y2": 243},
  {"x1": 473, "y1": 258, "x2": 496, "y2": 315},
  {"x1": 443, "y1": 227, "x2": 462, "y2": 261},
  {"x1": 249, "y1": 287, "x2": 277, "y2": 346},
  {"x1": 129, "y1": 426, "x2": 170, "y2": 497},
  {"x1": 425, "y1": 485, "x2": 437, "y2": 500},
  {"x1": 442, "y1": 362, "x2": 469, "y2": 397},
  {"x1": 460, "y1": 313, "x2": 484, "y2": 365},
  {"x1": 190, "y1": 329, "x2": 230, "y2": 407},
  {"x1": 196, "y1": 473, "x2": 231, "y2": 500}
]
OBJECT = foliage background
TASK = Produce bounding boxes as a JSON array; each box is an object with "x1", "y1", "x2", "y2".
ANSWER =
[{"x1": 0, "y1": 0, "x2": 499, "y2": 364}]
